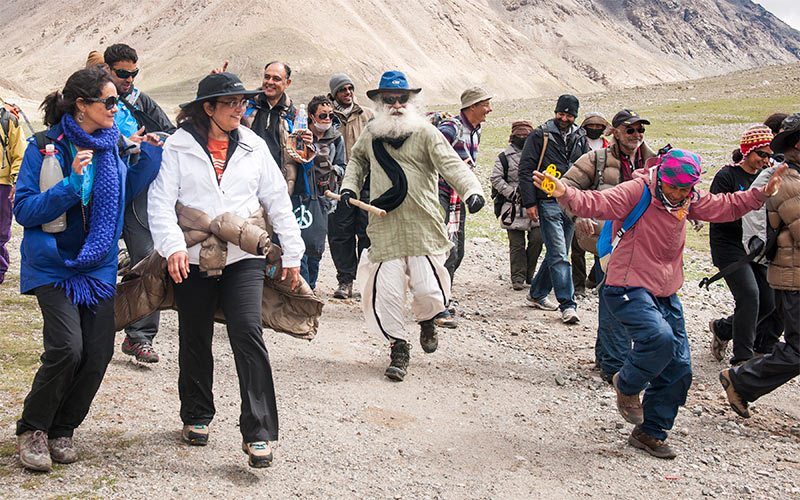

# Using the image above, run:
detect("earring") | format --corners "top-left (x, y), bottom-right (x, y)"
top-left (77, 112), bottom-right (85, 123)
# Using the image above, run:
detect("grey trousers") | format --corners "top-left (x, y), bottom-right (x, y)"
top-left (507, 228), bottom-right (542, 285)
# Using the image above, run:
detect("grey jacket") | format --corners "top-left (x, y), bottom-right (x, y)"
top-left (741, 165), bottom-right (776, 266)
top-left (490, 144), bottom-right (537, 231)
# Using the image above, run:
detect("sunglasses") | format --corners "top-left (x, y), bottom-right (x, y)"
top-left (217, 98), bottom-right (249, 109)
top-left (113, 68), bottom-right (139, 80)
top-left (315, 112), bottom-right (332, 120)
top-left (381, 94), bottom-right (409, 105)
top-left (339, 85), bottom-right (354, 93)
top-left (753, 150), bottom-right (774, 159)
top-left (84, 95), bottom-right (119, 110)
top-left (625, 126), bottom-right (645, 135)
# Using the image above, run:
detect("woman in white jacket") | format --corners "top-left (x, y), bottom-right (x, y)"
top-left (147, 73), bottom-right (304, 468)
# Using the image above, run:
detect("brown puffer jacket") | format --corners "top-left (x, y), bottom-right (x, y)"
top-left (562, 139), bottom-right (656, 253)
top-left (114, 205), bottom-right (324, 339)
top-left (766, 165), bottom-right (800, 291)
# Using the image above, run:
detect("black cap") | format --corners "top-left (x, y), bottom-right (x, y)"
top-left (554, 94), bottom-right (579, 117)
top-left (771, 113), bottom-right (800, 154)
top-left (612, 109), bottom-right (651, 128)
top-left (179, 72), bottom-right (261, 108)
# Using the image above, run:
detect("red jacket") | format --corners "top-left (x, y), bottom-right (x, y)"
top-left (559, 167), bottom-right (767, 297)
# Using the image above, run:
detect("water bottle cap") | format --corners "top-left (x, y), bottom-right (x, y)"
top-left (44, 144), bottom-right (56, 153)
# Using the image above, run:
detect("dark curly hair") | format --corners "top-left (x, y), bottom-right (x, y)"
top-left (40, 66), bottom-right (114, 127)
top-left (307, 95), bottom-right (332, 117)
top-left (104, 43), bottom-right (138, 67)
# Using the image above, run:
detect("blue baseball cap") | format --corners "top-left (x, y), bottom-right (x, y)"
top-left (366, 70), bottom-right (422, 100)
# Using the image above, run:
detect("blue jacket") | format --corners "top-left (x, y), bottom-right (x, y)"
top-left (13, 122), bottom-right (161, 294)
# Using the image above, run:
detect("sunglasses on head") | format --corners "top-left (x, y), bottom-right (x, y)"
top-left (315, 112), bottom-right (332, 120)
top-left (753, 150), bottom-right (774, 159)
top-left (381, 94), bottom-right (409, 105)
top-left (625, 126), bottom-right (645, 135)
top-left (84, 95), bottom-right (119, 110)
top-left (113, 68), bottom-right (139, 80)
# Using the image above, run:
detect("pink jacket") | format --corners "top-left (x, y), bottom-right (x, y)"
top-left (559, 167), bottom-right (767, 297)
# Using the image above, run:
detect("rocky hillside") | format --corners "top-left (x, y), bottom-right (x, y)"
top-left (0, 0), bottom-right (798, 105)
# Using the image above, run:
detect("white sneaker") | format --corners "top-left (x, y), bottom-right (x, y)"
top-left (525, 295), bottom-right (559, 311)
top-left (562, 308), bottom-right (580, 324)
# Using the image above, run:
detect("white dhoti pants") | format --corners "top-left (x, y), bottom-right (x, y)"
top-left (357, 252), bottom-right (451, 343)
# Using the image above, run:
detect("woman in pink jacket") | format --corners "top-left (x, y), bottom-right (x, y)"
top-left (534, 147), bottom-right (786, 459)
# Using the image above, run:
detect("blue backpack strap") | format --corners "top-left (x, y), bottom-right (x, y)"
top-left (597, 182), bottom-right (651, 258)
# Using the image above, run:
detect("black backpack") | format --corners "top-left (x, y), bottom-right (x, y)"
top-left (491, 152), bottom-right (510, 218)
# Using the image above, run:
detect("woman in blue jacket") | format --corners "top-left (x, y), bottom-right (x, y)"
top-left (13, 67), bottom-right (161, 472)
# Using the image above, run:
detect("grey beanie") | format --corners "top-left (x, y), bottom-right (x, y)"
top-left (329, 73), bottom-right (354, 96)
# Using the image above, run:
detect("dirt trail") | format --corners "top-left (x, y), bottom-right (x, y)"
top-left (1, 235), bottom-right (798, 499)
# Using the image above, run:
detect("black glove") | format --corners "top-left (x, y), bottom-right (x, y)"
top-left (339, 189), bottom-right (357, 208)
top-left (466, 194), bottom-right (485, 214)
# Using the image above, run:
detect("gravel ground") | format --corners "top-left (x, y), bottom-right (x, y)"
top-left (0, 234), bottom-right (798, 499)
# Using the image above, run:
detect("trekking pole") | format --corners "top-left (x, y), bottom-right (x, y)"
top-left (324, 190), bottom-right (387, 217)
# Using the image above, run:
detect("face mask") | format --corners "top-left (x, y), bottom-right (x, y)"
top-left (585, 128), bottom-right (604, 140)
top-left (511, 136), bottom-right (527, 149)
top-left (314, 121), bottom-right (331, 132)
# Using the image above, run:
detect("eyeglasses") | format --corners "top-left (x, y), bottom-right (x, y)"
top-left (381, 94), bottom-right (409, 105)
top-left (83, 95), bottom-right (119, 110)
top-left (113, 68), bottom-right (139, 80)
top-left (315, 113), bottom-right (332, 120)
top-left (339, 85), bottom-right (354, 93)
top-left (625, 126), bottom-right (645, 135)
top-left (753, 150), bottom-right (774, 159)
top-left (217, 98), bottom-right (249, 109)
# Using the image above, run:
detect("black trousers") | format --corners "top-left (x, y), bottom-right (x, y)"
top-left (328, 186), bottom-right (370, 285)
top-left (507, 228), bottom-right (543, 285)
top-left (122, 190), bottom-right (160, 344)
top-left (712, 263), bottom-right (780, 364)
top-left (571, 234), bottom-right (586, 293)
top-left (172, 258), bottom-right (278, 442)
top-left (730, 289), bottom-right (799, 402)
top-left (438, 190), bottom-right (466, 282)
top-left (17, 284), bottom-right (115, 438)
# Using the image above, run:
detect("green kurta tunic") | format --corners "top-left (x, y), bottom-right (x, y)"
top-left (341, 122), bottom-right (483, 263)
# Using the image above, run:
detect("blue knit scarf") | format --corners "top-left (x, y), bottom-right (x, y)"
top-left (56, 113), bottom-right (120, 306)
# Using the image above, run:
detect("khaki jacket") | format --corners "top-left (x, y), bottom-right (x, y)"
top-left (563, 139), bottom-right (656, 253)
top-left (766, 165), bottom-right (800, 290)
top-left (115, 204), bottom-right (324, 339)
top-left (330, 100), bottom-right (374, 162)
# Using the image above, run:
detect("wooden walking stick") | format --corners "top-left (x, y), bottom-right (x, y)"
top-left (324, 190), bottom-right (387, 217)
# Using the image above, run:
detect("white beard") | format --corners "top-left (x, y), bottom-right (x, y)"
top-left (368, 94), bottom-right (428, 139)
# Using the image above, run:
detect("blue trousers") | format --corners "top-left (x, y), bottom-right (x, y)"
top-left (300, 254), bottom-right (322, 290)
top-left (604, 286), bottom-right (692, 441)
top-left (596, 284), bottom-right (632, 374)
top-left (529, 200), bottom-right (576, 311)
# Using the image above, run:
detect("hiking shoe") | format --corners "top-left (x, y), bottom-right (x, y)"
top-left (242, 441), bottom-right (273, 468)
top-left (512, 282), bottom-right (526, 291)
top-left (121, 339), bottom-right (160, 363)
top-left (17, 430), bottom-right (51, 472)
top-left (562, 308), bottom-right (580, 324)
top-left (333, 282), bottom-right (352, 299)
top-left (719, 369), bottom-right (750, 418)
top-left (709, 319), bottom-right (728, 362)
top-left (48, 437), bottom-right (78, 464)
top-left (612, 372), bottom-right (643, 424)
top-left (419, 319), bottom-right (438, 353)
top-left (182, 425), bottom-right (209, 446)
top-left (599, 371), bottom-right (615, 385)
top-left (385, 340), bottom-right (410, 382)
top-left (433, 311), bottom-right (458, 329)
top-left (628, 426), bottom-right (677, 459)
top-left (524, 295), bottom-right (558, 311)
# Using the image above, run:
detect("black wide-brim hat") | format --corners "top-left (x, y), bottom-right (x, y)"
top-left (771, 120), bottom-right (800, 154)
top-left (180, 72), bottom-right (261, 108)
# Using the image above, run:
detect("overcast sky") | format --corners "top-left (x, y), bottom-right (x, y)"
top-left (757, 0), bottom-right (800, 30)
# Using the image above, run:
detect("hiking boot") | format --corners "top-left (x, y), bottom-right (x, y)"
top-left (628, 426), bottom-right (677, 459)
top-left (719, 369), bottom-right (750, 418)
top-left (433, 310), bottom-right (457, 329)
top-left (333, 282), bottom-right (352, 299)
top-left (574, 288), bottom-right (586, 299)
top-left (419, 319), bottom-right (438, 353)
top-left (384, 340), bottom-right (410, 382)
top-left (612, 372), bottom-right (643, 424)
top-left (709, 319), bottom-right (728, 362)
top-left (599, 371), bottom-right (615, 385)
top-left (48, 437), bottom-right (78, 464)
top-left (512, 281), bottom-right (526, 291)
top-left (562, 308), bottom-right (580, 324)
top-left (524, 295), bottom-right (558, 311)
top-left (17, 430), bottom-right (51, 472)
top-left (121, 339), bottom-right (160, 363)
top-left (242, 441), bottom-right (273, 468)
top-left (182, 425), bottom-right (209, 446)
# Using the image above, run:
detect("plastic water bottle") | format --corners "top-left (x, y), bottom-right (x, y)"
top-left (40, 144), bottom-right (67, 233)
top-left (294, 104), bottom-right (308, 131)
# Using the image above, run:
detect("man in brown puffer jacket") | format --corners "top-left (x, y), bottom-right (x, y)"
top-left (720, 118), bottom-right (800, 418)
